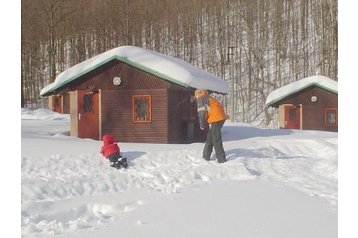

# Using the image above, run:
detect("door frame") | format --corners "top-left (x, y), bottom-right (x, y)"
top-left (70, 89), bottom-right (101, 140)
top-left (279, 104), bottom-right (302, 129)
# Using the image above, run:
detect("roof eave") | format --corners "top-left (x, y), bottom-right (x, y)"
top-left (40, 56), bottom-right (196, 97)
top-left (40, 56), bottom-right (120, 97)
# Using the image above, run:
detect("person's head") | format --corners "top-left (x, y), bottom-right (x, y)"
top-left (194, 89), bottom-right (208, 99)
top-left (102, 134), bottom-right (116, 144)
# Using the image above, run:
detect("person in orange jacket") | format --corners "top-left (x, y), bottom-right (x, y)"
top-left (100, 134), bottom-right (128, 169)
top-left (194, 89), bottom-right (227, 163)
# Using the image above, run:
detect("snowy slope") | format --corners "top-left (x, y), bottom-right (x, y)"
top-left (21, 108), bottom-right (337, 238)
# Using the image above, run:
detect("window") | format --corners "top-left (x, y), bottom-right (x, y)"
top-left (288, 108), bottom-right (296, 121)
top-left (83, 94), bottom-right (93, 113)
top-left (133, 95), bottom-right (151, 123)
top-left (324, 108), bottom-right (338, 127)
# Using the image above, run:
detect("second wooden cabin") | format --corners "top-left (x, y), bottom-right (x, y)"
top-left (266, 75), bottom-right (338, 132)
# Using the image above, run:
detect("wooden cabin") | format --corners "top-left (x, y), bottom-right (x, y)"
top-left (266, 75), bottom-right (338, 132)
top-left (40, 46), bottom-right (228, 143)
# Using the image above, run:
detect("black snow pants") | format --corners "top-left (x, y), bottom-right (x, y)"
top-left (202, 120), bottom-right (227, 163)
top-left (108, 152), bottom-right (128, 169)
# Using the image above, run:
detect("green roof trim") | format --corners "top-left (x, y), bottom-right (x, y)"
top-left (42, 56), bottom-right (118, 95)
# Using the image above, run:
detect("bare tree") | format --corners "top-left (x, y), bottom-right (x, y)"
top-left (21, 0), bottom-right (338, 128)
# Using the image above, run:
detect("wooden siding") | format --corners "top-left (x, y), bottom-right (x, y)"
top-left (277, 85), bottom-right (338, 132)
top-left (63, 60), bottom-right (173, 91)
top-left (101, 89), bottom-right (169, 143)
top-left (62, 93), bottom-right (70, 114)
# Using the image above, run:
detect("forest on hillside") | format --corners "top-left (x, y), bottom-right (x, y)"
top-left (21, 0), bottom-right (337, 125)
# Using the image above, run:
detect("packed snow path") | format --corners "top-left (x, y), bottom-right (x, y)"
top-left (21, 109), bottom-right (337, 237)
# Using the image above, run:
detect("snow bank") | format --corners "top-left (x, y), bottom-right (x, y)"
top-left (21, 108), bottom-right (70, 120)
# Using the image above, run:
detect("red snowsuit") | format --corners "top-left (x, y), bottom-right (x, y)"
top-left (100, 134), bottom-right (120, 158)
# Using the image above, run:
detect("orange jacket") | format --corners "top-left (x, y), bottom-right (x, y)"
top-left (196, 95), bottom-right (227, 128)
top-left (206, 97), bottom-right (228, 124)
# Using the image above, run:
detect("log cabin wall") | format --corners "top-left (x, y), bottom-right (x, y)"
top-left (58, 59), bottom-right (201, 143)
top-left (101, 88), bottom-right (169, 143)
top-left (62, 93), bottom-right (70, 114)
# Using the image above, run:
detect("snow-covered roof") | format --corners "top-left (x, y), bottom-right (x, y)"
top-left (266, 75), bottom-right (338, 107)
top-left (40, 46), bottom-right (228, 96)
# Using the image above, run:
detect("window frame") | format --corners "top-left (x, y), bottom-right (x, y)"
top-left (132, 95), bottom-right (152, 123)
top-left (324, 108), bottom-right (338, 127)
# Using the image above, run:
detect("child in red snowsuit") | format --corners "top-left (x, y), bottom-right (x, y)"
top-left (100, 134), bottom-right (128, 169)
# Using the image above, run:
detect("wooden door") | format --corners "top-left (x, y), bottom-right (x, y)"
top-left (77, 89), bottom-right (100, 140)
top-left (284, 104), bottom-right (301, 129)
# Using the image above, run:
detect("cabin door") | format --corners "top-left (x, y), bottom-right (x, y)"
top-left (283, 104), bottom-right (302, 129)
top-left (77, 89), bottom-right (100, 140)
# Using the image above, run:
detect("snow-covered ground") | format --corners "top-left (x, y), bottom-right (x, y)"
top-left (19, 108), bottom-right (338, 237)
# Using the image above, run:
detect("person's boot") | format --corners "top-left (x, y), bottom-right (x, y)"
top-left (114, 160), bottom-right (122, 169)
top-left (217, 159), bottom-right (227, 163)
top-left (119, 157), bottom-right (128, 168)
